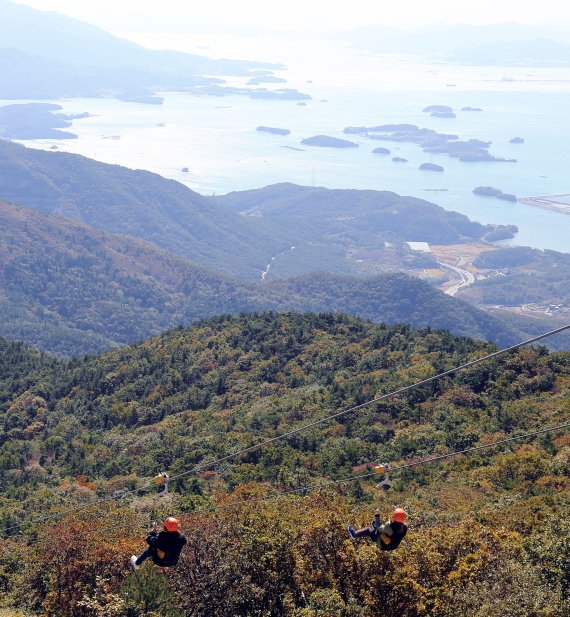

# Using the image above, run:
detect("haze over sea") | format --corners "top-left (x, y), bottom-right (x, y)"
top-left (10, 32), bottom-right (570, 253)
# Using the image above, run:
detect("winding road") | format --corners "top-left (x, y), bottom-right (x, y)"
top-left (438, 259), bottom-right (475, 296)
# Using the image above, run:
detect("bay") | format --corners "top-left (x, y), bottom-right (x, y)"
top-left (7, 33), bottom-right (570, 253)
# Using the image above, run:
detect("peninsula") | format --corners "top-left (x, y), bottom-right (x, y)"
top-left (519, 194), bottom-right (570, 215)
top-left (0, 102), bottom-right (88, 139)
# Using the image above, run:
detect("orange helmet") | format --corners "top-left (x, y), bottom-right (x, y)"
top-left (392, 508), bottom-right (407, 523)
top-left (164, 517), bottom-right (179, 532)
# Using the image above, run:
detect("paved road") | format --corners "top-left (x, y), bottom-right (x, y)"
top-left (438, 259), bottom-right (475, 296)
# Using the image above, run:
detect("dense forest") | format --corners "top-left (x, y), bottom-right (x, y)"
top-left (460, 246), bottom-right (570, 307)
top-left (0, 141), bottom-right (513, 281)
top-left (1, 200), bottom-right (531, 357)
top-left (0, 313), bottom-right (568, 615)
top-left (3, 139), bottom-right (566, 359)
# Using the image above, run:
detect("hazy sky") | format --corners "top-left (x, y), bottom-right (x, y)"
top-left (10, 0), bottom-right (570, 33)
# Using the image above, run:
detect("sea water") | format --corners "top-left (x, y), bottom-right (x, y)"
top-left (7, 33), bottom-right (570, 253)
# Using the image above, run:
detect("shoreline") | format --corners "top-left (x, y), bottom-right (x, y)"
top-left (519, 195), bottom-right (570, 216)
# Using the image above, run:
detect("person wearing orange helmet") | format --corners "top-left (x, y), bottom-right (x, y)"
top-left (348, 507), bottom-right (408, 551)
top-left (130, 517), bottom-right (187, 569)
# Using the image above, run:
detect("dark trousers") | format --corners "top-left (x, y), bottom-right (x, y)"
top-left (353, 525), bottom-right (378, 540)
top-left (135, 547), bottom-right (154, 566)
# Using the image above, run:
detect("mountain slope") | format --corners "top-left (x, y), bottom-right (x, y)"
top-left (0, 313), bottom-right (567, 615)
top-left (0, 0), bottom-right (279, 75)
top-left (0, 201), bottom-right (527, 356)
top-left (0, 141), bottom-right (514, 282)
top-left (0, 200), bottom-right (264, 355)
top-left (216, 182), bottom-right (495, 244)
top-left (0, 139), bottom-right (293, 279)
top-left (264, 271), bottom-right (525, 347)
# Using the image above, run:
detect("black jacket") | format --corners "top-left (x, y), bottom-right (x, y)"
top-left (147, 530), bottom-right (187, 567)
top-left (375, 520), bottom-right (408, 551)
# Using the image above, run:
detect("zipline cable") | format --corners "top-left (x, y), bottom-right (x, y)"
top-left (211, 420), bottom-right (570, 509)
top-left (158, 323), bottom-right (570, 486)
top-left (10, 420), bottom-right (570, 546)
top-left (3, 324), bottom-right (569, 537)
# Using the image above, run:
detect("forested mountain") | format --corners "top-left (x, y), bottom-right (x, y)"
top-left (215, 182), bottom-right (498, 245)
top-left (460, 246), bottom-right (570, 307)
top-left (0, 140), bottom-right (294, 280)
top-left (0, 313), bottom-right (568, 615)
top-left (0, 200), bottom-right (262, 355)
top-left (0, 0), bottom-right (280, 100)
top-left (0, 141), bottom-right (512, 282)
top-left (0, 201), bottom-right (526, 356)
top-left (264, 272), bottom-right (525, 347)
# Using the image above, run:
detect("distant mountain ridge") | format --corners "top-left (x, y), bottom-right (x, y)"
top-left (0, 200), bottom-right (527, 356)
top-left (0, 0), bottom-right (278, 73)
top-left (0, 0), bottom-right (284, 101)
top-left (0, 139), bottom-right (293, 280)
top-left (0, 140), bottom-right (511, 282)
top-left (341, 22), bottom-right (570, 65)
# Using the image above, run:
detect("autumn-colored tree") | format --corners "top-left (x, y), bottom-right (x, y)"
top-left (35, 507), bottom-right (140, 616)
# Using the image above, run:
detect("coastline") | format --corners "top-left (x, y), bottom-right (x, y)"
top-left (518, 195), bottom-right (570, 216)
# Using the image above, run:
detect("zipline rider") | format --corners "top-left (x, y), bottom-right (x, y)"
top-left (131, 517), bottom-right (187, 569)
top-left (348, 507), bottom-right (408, 551)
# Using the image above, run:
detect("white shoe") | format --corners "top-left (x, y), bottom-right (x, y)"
top-left (130, 555), bottom-right (140, 570)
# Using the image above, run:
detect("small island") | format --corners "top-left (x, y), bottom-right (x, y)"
top-left (392, 157), bottom-right (408, 162)
top-left (369, 124), bottom-right (419, 132)
top-left (431, 110), bottom-right (456, 118)
top-left (423, 105), bottom-right (453, 114)
top-left (510, 137), bottom-right (525, 143)
top-left (343, 126), bottom-right (368, 134)
top-left (256, 126), bottom-right (291, 135)
top-left (372, 147), bottom-right (391, 155)
top-left (473, 186), bottom-right (517, 201)
top-left (344, 124), bottom-right (514, 163)
top-left (420, 163), bottom-right (444, 172)
top-left (462, 107), bottom-right (483, 111)
top-left (301, 135), bottom-right (359, 148)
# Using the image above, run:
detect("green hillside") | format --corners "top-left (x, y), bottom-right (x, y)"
top-left (215, 183), bottom-right (517, 279)
top-left (460, 246), bottom-right (570, 307)
top-left (265, 272), bottom-right (525, 347)
top-left (215, 182), bottom-right (500, 245)
top-left (0, 200), bottom-right (266, 355)
top-left (0, 141), bottom-right (516, 283)
top-left (0, 313), bottom-right (568, 615)
top-left (0, 140), bottom-right (294, 280)
top-left (0, 201), bottom-right (528, 356)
